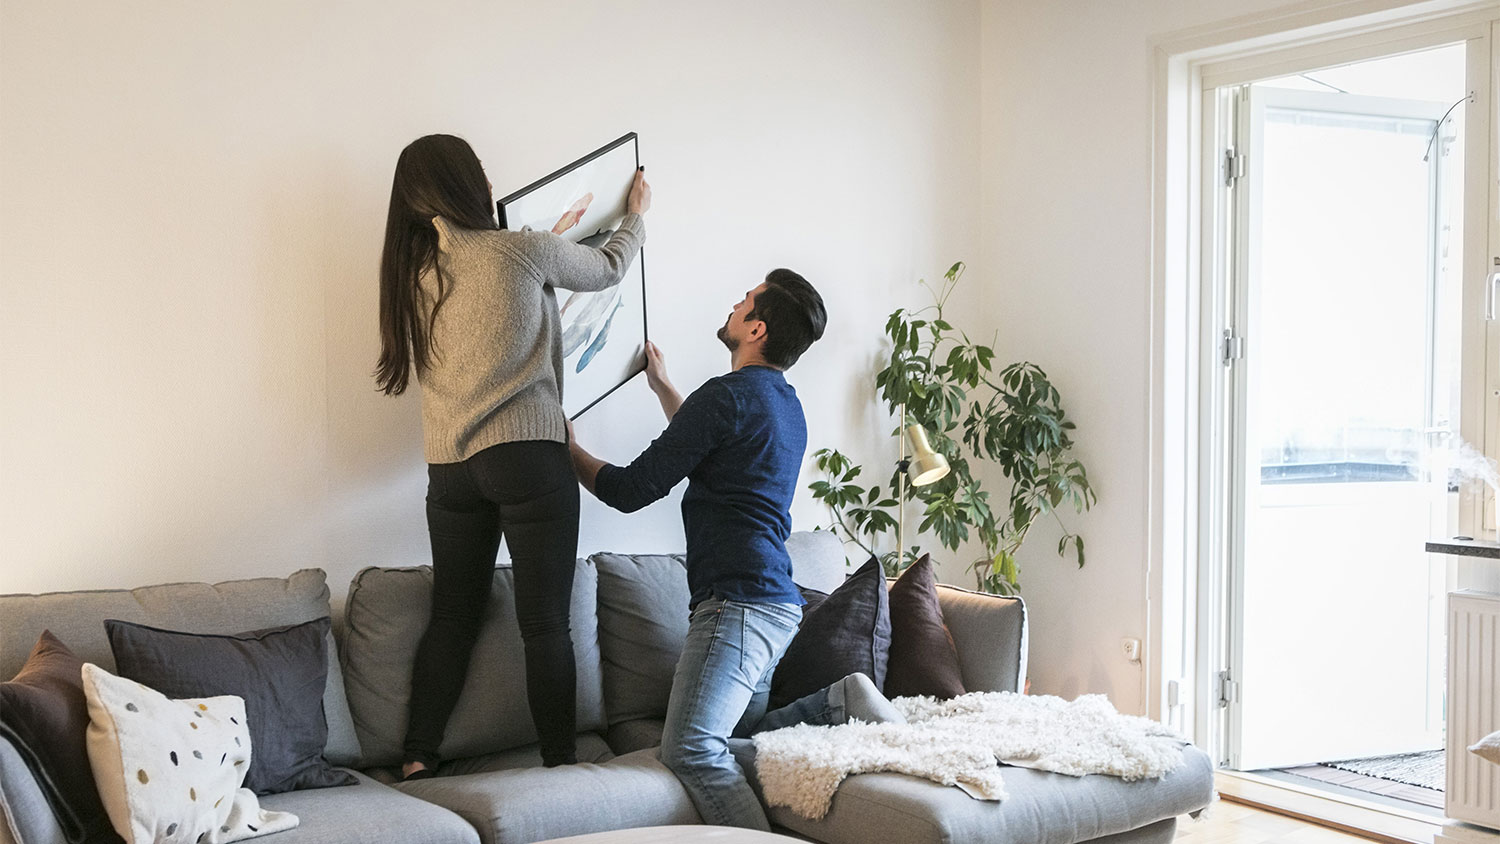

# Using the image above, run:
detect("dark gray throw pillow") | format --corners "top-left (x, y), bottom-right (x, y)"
top-left (769, 556), bottom-right (891, 710)
top-left (104, 616), bottom-right (355, 795)
top-left (796, 586), bottom-right (830, 619)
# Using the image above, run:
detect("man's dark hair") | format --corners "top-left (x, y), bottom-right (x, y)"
top-left (748, 268), bottom-right (826, 369)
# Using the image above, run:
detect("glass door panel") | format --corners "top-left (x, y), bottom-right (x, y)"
top-left (1233, 77), bottom-right (1461, 769)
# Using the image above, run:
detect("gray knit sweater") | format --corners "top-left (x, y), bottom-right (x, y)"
top-left (417, 213), bottom-right (645, 463)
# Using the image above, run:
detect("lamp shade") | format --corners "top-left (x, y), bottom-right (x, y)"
top-left (904, 424), bottom-right (950, 487)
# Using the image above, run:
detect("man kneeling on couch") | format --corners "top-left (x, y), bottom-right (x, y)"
top-left (567, 269), bottom-right (901, 830)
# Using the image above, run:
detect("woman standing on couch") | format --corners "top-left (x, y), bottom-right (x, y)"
top-left (376, 134), bottom-right (650, 778)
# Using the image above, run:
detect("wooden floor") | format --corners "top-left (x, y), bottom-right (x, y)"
top-left (1176, 798), bottom-right (1385, 844)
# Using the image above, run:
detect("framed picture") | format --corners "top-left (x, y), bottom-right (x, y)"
top-left (497, 132), bottom-right (646, 420)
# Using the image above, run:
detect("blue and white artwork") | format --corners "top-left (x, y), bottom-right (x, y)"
top-left (498, 133), bottom-right (646, 418)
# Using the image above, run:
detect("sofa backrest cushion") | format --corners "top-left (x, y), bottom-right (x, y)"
top-left (593, 553), bottom-right (692, 726)
top-left (936, 585), bottom-right (1026, 693)
top-left (0, 569), bottom-right (361, 766)
top-left (784, 530), bottom-right (848, 594)
top-left (341, 559), bottom-right (604, 767)
top-left (592, 530), bottom-right (856, 726)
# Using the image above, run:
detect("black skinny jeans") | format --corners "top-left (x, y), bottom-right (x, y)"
top-left (403, 439), bottom-right (579, 768)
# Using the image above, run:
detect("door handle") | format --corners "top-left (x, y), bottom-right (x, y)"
top-left (1488, 271), bottom-right (1500, 320)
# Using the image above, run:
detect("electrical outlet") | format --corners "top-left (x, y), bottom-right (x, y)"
top-left (1122, 637), bottom-right (1142, 663)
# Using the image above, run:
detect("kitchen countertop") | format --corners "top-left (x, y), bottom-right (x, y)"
top-left (1427, 537), bottom-right (1500, 558)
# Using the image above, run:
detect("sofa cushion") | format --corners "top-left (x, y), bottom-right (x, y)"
top-left (769, 556), bottom-right (890, 710)
top-left (784, 530), bottom-right (849, 594)
top-left (592, 554), bottom-right (691, 726)
top-left (362, 733), bottom-right (616, 785)
top-left (105, 617), bottom-right (355, 795)
top-left (593, 533), bottom-right (850, 727)
top-left (604, 719), bottom-right (665, 756)
top-left (396, 748), bottom-right (699, 844)
top-left (341, 560), bottom-right (604, 767)
top-left (258, 770), bottom-right (478, 844)
top-left (0, 632), bottom-right (119, 844)
top-left (884, 555), bottom-right (965, 699)
top-left (731, 741), bottom-right (1214, 844)
top-left (936, 585), bottom-right (1026, 693)
top-left (0, 569), bottom-right (361, 766)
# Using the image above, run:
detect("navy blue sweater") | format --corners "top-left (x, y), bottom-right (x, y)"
top-left (594, 365), bottom-right (807, 608)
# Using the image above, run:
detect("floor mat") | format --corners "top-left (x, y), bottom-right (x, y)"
top-left (1322, 749), bottom-right (1444, 791)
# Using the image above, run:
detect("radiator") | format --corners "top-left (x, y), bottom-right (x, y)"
top-left (1449, 591), bottom-right (1500, 830)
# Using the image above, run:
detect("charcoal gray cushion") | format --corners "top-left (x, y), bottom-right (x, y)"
top-left (732, 741), bottom-right (1214, 844)
top-left (0, 632), bottom-right (120, 843)
top-left (797, 586), bottom-right (830, 619)
top-left (770, 556), bottom-right (890, 709)
top-left (341, 559), bottom-right (605, 767)
top-left (592, 554), bottom-right (691, 726)
top-left (105, 616), bottom-right (355, 795)
top-left (0, 569), bottom-right (361, 766)
top-left (397, 748), bottom-right (699, 844)
top-left (257, 770), bottom-right (478, 844)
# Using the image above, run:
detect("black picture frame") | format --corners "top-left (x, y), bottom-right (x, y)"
top-left (497, 132), bottom-right (647, 420)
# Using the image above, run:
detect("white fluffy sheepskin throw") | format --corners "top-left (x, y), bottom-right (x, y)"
top-left (752, 691), bottom-right (1186, 820)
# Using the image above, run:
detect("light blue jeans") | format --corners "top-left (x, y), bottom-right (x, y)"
top-left (658, 597), bottom-right (858, 831)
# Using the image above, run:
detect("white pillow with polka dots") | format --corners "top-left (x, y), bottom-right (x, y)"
top-left (81, 663), bottom-right (299, 844)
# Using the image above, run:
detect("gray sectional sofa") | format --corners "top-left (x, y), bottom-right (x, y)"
top-left (0, 531), bottom-right (1214, 844)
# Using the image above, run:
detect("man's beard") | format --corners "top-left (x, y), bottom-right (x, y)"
top-left (716, 323), bottom-right (739, 351)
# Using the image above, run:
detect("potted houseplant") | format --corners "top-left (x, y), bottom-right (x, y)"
top-left (809, 262), bottom-right (1095, 594)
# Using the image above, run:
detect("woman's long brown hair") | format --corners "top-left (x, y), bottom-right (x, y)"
top-left (375, 134), bottom-right (497, 395)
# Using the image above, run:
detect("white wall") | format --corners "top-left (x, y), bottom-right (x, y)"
top-left (974, 0), bottom-right (1424, 715)
top-left (12, 0), bottom-right (1426, 721)
top-left (0, 0), bottom-right (981, 597)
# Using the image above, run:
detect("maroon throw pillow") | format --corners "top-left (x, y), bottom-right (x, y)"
top-left (0, 631), bottom-right (124, 844)
top-left (884, 554), bottom-right (966, 699)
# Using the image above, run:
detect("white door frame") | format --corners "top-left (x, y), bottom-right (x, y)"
top-left (1147, 0), bottom-right (1500, 764)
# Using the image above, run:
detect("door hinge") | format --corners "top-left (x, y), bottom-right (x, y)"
top-left (1224, 148), bottom-right (1246, 187)
top-left (1216, 670), bottom-right (1239, 708)
top-left (1221, 329), bottom-right (1243, 366)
